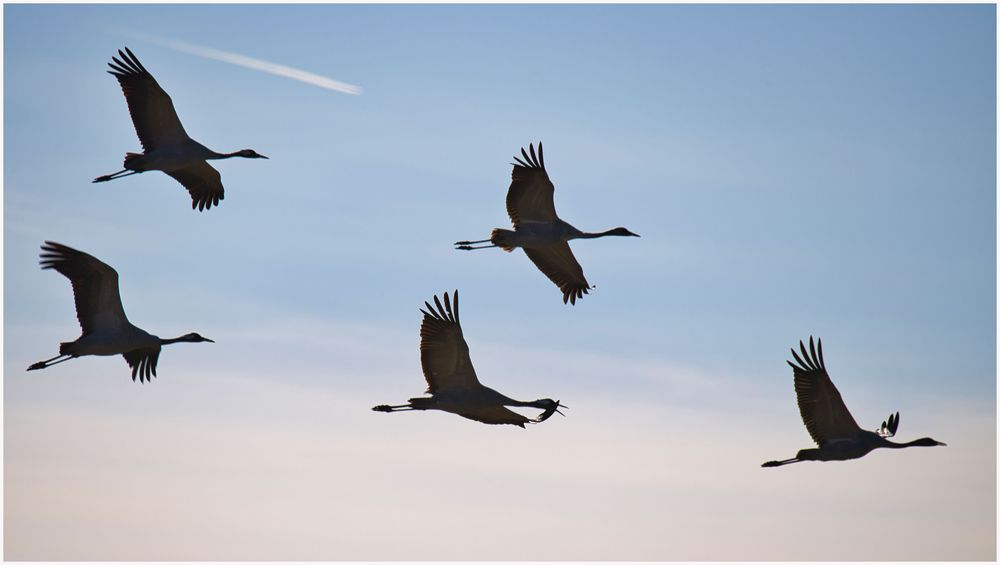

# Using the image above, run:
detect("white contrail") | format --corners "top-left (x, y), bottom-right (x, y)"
top-left (136, 35), bottom-right (362, 95)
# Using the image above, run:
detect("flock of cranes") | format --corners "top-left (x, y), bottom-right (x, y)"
top-left (25, 47), bottom-right (945, 466)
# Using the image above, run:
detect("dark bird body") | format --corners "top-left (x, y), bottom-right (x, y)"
top-left (456, 143), bottom-right (639, 304)
top-left (93, 47), bottom-right (267, 211)
top-left (372, 290), bottom-right (565, 427)
top-left (27, 242), bottom-right (214, 382)
top-left (762, 337), bottom-right (945, 467)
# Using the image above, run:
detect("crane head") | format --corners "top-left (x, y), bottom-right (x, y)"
top-left (182, 332), bottom-right (214, 343)
top-left (533, 399), bottom-right (567, 422)
top-left (236, 149), bottom-right (269, 159)
top-left (608, 227), bottom-right (640, 237)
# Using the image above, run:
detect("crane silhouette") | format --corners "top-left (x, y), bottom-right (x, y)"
top-left (455, 142), bottom-right (639, 304)
top-left (27, 242), bottom-right (214, 382)
top-left (93, 47), bottom-right (267, 211)
top-left (372, 290), bottom-right (566, 427)
top-left (762, 337), bottom-right (945, 467)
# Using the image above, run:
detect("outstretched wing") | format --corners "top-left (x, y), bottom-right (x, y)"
top-left (107, 47), bottom-right (190, 151)
top-left (788, 336), bottom-right (863, 446)
top-left (457, 405), bottom-right (531, 428)
top-left (39, 241), bottom-right (130, 335)
top-left (506, 142), bottom-right (557, 229)
top-left (523, 243), bottom-right (591, 305)
top-left (122, 346), bottom-right (161, 383)
top-left (877, 411), bottom-right (899, 438)
top-left (164, 161), bottom-right (225, 211)
top-left (419, 290), bottom-right (482, 392)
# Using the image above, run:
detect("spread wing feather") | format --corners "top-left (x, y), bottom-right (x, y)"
top-left (123, 346), bottom-right (161, 383)
top-left (164, 161), bottom-right (224, 211)
top-left (506, 142), bottom-right (557, 228)
top-left (419, 290), bottom-right (481, 392)
top-left (39, 241), bottom-right (130, 335)
top-left (878, 411), bottom-right (900, 438)
top-left (788, 336), bottom-right (863, 446)
top-left (523, 243), bottom-right (591, 305)
top-left (107, 47), bottom-right (190, 151)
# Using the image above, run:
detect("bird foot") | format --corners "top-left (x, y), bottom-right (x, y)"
top-left (761, 461), bottom-right (781, 467)
top-left (372, 405), bottom-right (393, 412)
top-left (93, 175), bottom-right (112, 183)
top-left (27, 362), bottom-right (46, 371)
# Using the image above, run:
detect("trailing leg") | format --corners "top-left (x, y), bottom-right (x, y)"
top-left (93, 169), bottom-right (140, 183)
top-left (371, 403), bottom-right (417, 412)
top-left (27, 354), bottom-right (73, 371)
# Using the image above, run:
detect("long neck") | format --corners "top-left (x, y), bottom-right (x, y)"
top-left (207, 150), bottom-right (242, 160)
top-left (159, 335), bottom-right (194, 345)
top-left (579, 228), bottom-right (625, 239)
top-left (882, 438), bottom-right (935, 449)
top-left (504, 397), bottom-right (548, 409)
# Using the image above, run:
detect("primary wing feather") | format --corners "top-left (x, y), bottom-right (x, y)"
top-left (788, 336), bottom-right (863, 446)
top-left (39, 241), bottom-right (130, 335)
top-left (523, 243), bottom-right (591, 305)
top-left (419, 290), bottom-right (481, 392)
top-left (506, 142), bottom-right (557, 228)
top-left (164, 161), bottom-right (224, 211)
top-left (107, 47), bottom-right (189, 151)
top-left (123, 346), bottom-right (161, 383)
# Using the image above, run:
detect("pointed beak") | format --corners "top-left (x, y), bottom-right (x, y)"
top-left (204, 338), bottom-right (215, 343)
top-left (259, 155), bottom-right (269, 159)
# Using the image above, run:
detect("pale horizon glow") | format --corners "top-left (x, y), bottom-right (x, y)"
top-left (134, 33), bottom-right (363, 95)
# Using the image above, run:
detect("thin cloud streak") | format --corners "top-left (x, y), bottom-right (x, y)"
top-left (139, 36), bottom-right (362, 95)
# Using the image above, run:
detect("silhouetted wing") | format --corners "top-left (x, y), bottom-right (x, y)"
top-left (419, 290), bottom-right (481, 392)
top-left (122, 346), bottom-right (161, 383)
top-left (164, 161), bottom-right (224, 211)
top-left (458, 405), bottom-right (531, 428)
top-left (523, 243), bottom-right (591, 305)
top-left (107, 47), bottom-right (189, 151)
top-left (507, 142), bottom-right (557, 229)
top-left (877, 411), bottom-right (899, 438)
top-left (39, 241), bottom-right (130, 335)
top-left (788, 337), bottom-right (863, 446)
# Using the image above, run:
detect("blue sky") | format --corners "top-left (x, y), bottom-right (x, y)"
top-left (3, 3), bottom-right (996, 560)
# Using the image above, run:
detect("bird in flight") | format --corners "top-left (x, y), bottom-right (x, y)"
top-left (455, 142), bottom-right (639, 304)
top-left (93, 47), bottom-right (267, 211)
top-left (762, 336), bottom-right (945, 467)
top-left (372, 290), bottom-right (566, 427)
top-left (27, 241), bottom-right (214, 382)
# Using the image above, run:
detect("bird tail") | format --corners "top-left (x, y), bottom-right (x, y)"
top-left (406, 397), bottom-right (434, 410)
top-left (489, 228), bottom-right (516, 252)
top-left (58, 341), bottom-right (76, 355)
top-left (123, 152), bottom-right (143, 168)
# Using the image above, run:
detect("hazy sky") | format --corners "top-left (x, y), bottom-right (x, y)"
top-left (3, 3), bottom-right (996, 561)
